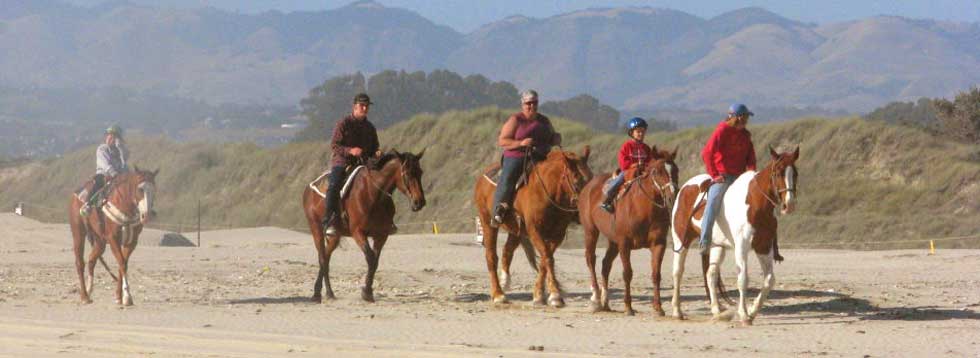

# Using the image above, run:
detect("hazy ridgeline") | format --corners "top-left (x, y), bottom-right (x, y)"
top-left (1, 107), bottom-right (978, 249)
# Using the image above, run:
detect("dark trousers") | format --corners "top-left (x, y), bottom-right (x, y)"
top-left (492, 156), bottom-right (525, 211)
top-left (323, 165), bottom-right (347, 225)
top-left (85, 174), bottom-right (107, 206)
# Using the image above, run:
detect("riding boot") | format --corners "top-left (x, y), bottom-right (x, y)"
top-left (322, 213), bottom-right (337, 235)
top-left (490, 204), bottom-right (507, 228)
top-left (599, 193), bottom-right (616, 213)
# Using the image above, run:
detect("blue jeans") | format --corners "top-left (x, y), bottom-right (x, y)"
top-left (492, 156), bottom-right (526, 212)
top-left (604, 172), bottom-right (625, 198)
top-left (323, 165), bottom-right (347, 225)
top-left (699, 174), bottom-right (736, 247)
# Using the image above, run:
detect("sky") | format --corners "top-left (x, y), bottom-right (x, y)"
top-left (63, 0), bottom-right (980, 33)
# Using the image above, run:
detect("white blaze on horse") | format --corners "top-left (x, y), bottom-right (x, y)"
top-left (670, 146), bottom-right (799, 325)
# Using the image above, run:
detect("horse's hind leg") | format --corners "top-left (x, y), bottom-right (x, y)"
top-left (599, 242), bottom-right (619, 311)
top-left (105, 234), bottom-right (126, 305)
top-left (670, 246), bottom-right (689, 319)
top-left (310, 229), bottom-right (327, 302)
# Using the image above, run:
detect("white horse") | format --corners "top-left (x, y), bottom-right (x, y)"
top-left (670, 147), bottom-right (799, 325)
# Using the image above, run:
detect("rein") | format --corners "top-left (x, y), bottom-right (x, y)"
top-left (752, 163), bottom-right (796, 209)
top-left (530, 152), bottom-right (583, 213)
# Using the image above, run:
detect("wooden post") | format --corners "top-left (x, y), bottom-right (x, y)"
top-left (197, 199), bottom-right (201, 248)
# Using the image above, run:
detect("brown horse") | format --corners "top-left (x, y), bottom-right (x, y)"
top-left (301, 149), bottom-right (426, 302)
top-left (473, 147), bottom-right (592, 307)
top-left (69, 167), bottom-right (159, 305)
top-left (578, 149), bottom-right (677, 316)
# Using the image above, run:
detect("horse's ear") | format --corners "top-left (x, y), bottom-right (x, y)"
top-left (580, 145), bottom-right (591, 162)
top-left (153, 168), bottom-right (160, 177)
top-left (134, 165), bottom-right (141, 172)
top-left (650, 145), bottom-right (658, 154)
top-left (417, 147), bottom-right (426, 160)
top-left (768, 145), bottom-right (778, 159)
top-left (792, 146), bottom-right (800, 160)
top-left (670, 146), bottom-right (679, 160)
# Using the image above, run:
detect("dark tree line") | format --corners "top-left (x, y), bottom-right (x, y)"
top-left (293, 70), bottom-right (625, 142)
top-left (864, 87), bottom-right (980, 143)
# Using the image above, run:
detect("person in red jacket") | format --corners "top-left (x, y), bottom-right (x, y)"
top-left (600, 117), bottom-right (653, 213)
top-left (698, 103), bottom-right (757, 254)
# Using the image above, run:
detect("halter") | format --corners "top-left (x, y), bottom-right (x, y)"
top-left (532, 153), bottom-right (585, 213)
top-left (753, 160), bottom-right (796, 209)
top-left (635, 168), bottom-right (674, 210)
top-left (367, 156), bottom-right (417, 199)
top-left (99, 176), bottom-right (151, 247)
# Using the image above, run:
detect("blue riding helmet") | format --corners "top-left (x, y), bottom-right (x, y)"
top-left (728, 104), bottom-right (754, 117)
top-left (626, 117), bottom-right (648, 134)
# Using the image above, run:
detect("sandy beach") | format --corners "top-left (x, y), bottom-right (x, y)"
top-left (0, 213), bottom-right (977, 357)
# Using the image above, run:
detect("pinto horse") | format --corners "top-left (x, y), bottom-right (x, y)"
top-left (474, 147), bottom-right (592, 307)
top-left (69, 167), bottom-right (159, 305)
top-left (301, 149), bottom-right (426, 302)
top-left (670, 146), bottom-right (799, 324)
top-left (578, 149), bottom-right (677, 316)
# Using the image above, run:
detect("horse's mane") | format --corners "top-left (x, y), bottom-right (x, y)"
top-left (371, 152), bottom-right (401, 170)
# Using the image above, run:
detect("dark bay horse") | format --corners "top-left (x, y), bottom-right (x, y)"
top-left (578, 149), bottom-right (677, 316)
top-left (473, 147), bottom-right (592, 307)
top-left (671, 146), bottom-right (799, 324)
top-left (301, 149), bottom-right (426, 302)
top-left (69, 167), bottom-right (159, 305)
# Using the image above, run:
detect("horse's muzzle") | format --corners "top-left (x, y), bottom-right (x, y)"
top-left (781, 202), bottom-right (795, 215)
top-left (141, 210), bottom-right (157, 224)
top-left (412, 199), bottom-right (426, 212)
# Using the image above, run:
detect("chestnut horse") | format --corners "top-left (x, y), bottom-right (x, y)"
top-left (578, 149), bottom-right (677, 316)
top-left (474, 147), bottom-right (592, 307)
top-left (301, 149), bottom-right (426, 302)
top-left (670, 146), bottom-right (799, 324)
top-left (69, 167), bottom-right (159, 305)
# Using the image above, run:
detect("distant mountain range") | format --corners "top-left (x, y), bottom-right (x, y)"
top-left (2, 0), bottom-right (979, 112)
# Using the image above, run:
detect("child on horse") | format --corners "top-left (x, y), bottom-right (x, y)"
top-left (599, 117), bottom-right (653, 213)
top-left (78, 125), bottom-right (129, 217)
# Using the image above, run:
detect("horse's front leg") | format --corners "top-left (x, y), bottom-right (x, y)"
top-left (105, 230), bottom-right (127, 305)
top-left (322, 235), bottom-right (341, 300)
top-left (500, 233), bottom-right (521, 292)
top-left (544, 240), bottom-right (564, 308)
top-left (481, 220), bottom-right (506, 304)
top-left (649, 236), bottom-right (668, 317)
top-left (120, 232), bottom-right (137, 306)
top-left (748, 251), bottom-right (776, 323)
top-left (364, 235), bottom-right (389, 302)
top-left (732, 231), bottom-right (753, 325)
top-left (351, 231), bottom-right (378, 302)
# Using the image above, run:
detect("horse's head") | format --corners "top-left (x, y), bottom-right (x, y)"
top-left (384, 149), bottom-right (427, 212)
top-left (643, 158), bottom-right (676, 208)
top-left (125, 166), bottom-right (159, 224)
top-left (766, 146), bottom-right (800, 215)
top-left (556, 145), bottom-right (593, 194)
top-left (651, 145), bottom-right (679, 194)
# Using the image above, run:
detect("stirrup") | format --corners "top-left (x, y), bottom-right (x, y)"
top-left (600, 201), bottom-right (614, 213)
top-left (324, 226), bottom-right (337, 235)
top-left (79, 205), bottom-right (90, 217)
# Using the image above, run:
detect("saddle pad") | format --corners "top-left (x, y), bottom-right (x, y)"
top-left (308, 166), bottom-right (366, 199)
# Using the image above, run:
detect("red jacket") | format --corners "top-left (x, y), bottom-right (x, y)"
top-left (617, 139), bottom-right (653, 172)
top-left (702, 120), bottom-right (756, 178)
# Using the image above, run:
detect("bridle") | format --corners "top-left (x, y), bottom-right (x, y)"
top-left (753, 160), bottom-right (797, 209)
top-left (532, 153), bottom-right (586, 213)
top-left (635, 164), bottom-right (675, 211)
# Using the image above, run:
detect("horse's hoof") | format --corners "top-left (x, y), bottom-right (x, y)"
top-left (589, 301), bottom-right (603, 313)
top-left (361, 289), bottom-right (375, 303)
top-left (739, 319), bottom-right (754, 327)
top-left (532, 299), bottom-right (547, 307)
top-left (324, 293), bottom-right (336, 301)
top-left (123, 298), bottom-right (134, 306)
top-left (81, 298), bottom-right (93, 305)
top-left (548, 297), bottom-right (565, 308)
top-left (673, 313), bottom-right (686, 321)
top-left (625, 308), bottom-right (636, 316)
top-left (491, 295), bottom-right (509, 305)
top-left (311, 295), bottom-right (322, 303)
top-left (653, 308), bottom-right (666, 317)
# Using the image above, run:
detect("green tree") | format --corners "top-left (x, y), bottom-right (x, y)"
top-left (294, 73), bottom-right (367, 142)
top-left (539, 94), bottom-right (620, 132)
top-left (933, 87), bottom-right (980, 143)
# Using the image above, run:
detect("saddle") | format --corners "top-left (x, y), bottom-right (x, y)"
top-left (309, 165), bottom-right (366, 200)
top-left (481, 160), bottom-right (532, 190)
top-left (602, 167), bottom-right (643, 201)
